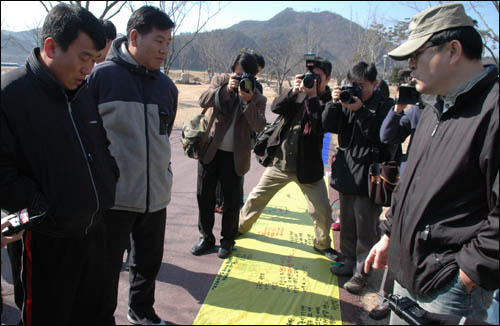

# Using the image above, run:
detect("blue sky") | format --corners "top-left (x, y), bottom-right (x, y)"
top-left (2, 1), bottom-right (498, 50)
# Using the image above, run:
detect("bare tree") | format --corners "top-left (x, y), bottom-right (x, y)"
top-left (467, 1), bottom-right (499, 67)
top-left (330, 6), bottom-right (389, 84)
top-left (39, 1), bottom-right (128, 20)
top-left (158, 1), bottom-right (227, 75)
top-left (257, 34), bottom-right (305, 95)
top-left (194, 30), bottom-right (234, 80)
top-left (125, 1), bottom-right (227, 75)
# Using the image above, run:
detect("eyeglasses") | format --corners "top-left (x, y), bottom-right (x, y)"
top-left (409, 44), bottom-right (438, 62)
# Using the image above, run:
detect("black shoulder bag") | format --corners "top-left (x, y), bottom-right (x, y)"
top-left (253, 115), bottom-right (286, 167)
top-left (367, 146), bottom-right (400, 207)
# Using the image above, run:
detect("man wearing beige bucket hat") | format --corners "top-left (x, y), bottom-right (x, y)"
top-left (364, 2), bottom-right (499, 324)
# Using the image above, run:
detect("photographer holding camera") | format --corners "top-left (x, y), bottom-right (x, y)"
top-left (322, 62), bottom-right (401, 294)
top-left (238, 55), bottom-right (339, 261)
top-left (191, 52), bottom-right (267, 259)
top-left (364, 3), bottom-right (498, 324)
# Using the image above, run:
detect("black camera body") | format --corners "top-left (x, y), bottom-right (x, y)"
top-left (385, 294), bottom-right (429, 325)
top-left (396, 85), bottom-right (420, 105)
top-left (2, 207), bottom-right (48, 236)
top-left (234, 72), bottom-right (256, 93)
top-left (301, 52), bottom-right (322, 90)
top-left (339, 83), bottom-right (363, 104)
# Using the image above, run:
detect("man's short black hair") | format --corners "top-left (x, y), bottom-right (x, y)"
top-left (429, 26), bottom-right (483, 61)
top-left (253, 53), bottom-right (265, 69)
top-left (347, 62), bottom-right (378, 83)
top-left (127, 6), bottom-right (175, 39)
top-left (101, 19), bottom-right (117, 41)
top-left (377, 80), bottom-right (390, 98)
top-left (39, 3), bottom-right (106, 52)
top-left (231, 52), bottom-right (258, 76)
top-left (316, 57), bottom-right (332, 78)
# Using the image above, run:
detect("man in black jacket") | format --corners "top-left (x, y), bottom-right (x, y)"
top-left (238, 56), bottom-right (339, 261)
top-left (364, 3), bottom-right (498, 324)
top-left (0, 4), bottom-right (118, 324)
top-left (322, 62), bottom-right (401, 294)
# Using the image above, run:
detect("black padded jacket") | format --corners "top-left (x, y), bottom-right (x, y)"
top-left (0, 48), bottom-right (119, 238)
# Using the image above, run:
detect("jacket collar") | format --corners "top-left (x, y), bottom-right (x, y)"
top-left (108, 37), bottom-right (158, 78)
top-left (27, 48), bottom-right (86, 102)
top-left (422, 65), bottom-right (498, 115)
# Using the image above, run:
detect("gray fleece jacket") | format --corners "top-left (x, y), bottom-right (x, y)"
top-left (87, 37), bottom-right (178, 213)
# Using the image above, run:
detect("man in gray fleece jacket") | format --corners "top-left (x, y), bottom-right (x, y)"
top-left (87, 6), bottom-right (177, 325)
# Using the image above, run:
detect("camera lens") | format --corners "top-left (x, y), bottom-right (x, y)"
top-left (303, 76), bottom-right (314, 89)
top-left (240, 78), bottom-right (252, 93)
top-left (339, 90), bottom-right (352, 103)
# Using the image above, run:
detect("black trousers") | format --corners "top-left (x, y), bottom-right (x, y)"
top-left (20, 221), bottom-right (108, 325)
top-left (7, 240), bottom-right (23, 310)
top-left (197, 150), bottom-right (242, 246)
top-left (103, 208), bottom-right (166, 322)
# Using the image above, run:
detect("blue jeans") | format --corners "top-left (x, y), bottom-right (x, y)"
top-left (390, 272), bottom-right (493, 325)
top-left (487, 290), bottom-right (499, 325)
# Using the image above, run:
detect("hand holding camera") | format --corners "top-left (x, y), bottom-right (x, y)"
top-left (295, 74), bottom-right (318, 98)
top-left (1, 218), bottom-right (25, 248)
top-left (228, 73), bottom-right (240, 93)
top-left (239, 85), bottom-right (253, 102)
top-left (333, 83), bottom-right (363, 111)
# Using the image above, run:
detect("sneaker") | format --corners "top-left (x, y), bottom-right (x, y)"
top-left (191, 237), bottom-right (215, 256)
top-left (127, 308), bottom-right (166, 325)
top-left (369, 301), bottom-right (390, 320)
top-left (313, 246), bottom-right (340, 262)
top-left (330, 260), bottom-right (355, 277)
top-left (218, 243), bottom-right (233, 259)
top-left (344, 273), bottom-right (367, 294)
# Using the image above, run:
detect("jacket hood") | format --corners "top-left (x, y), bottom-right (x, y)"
top-left (107, 36), bottom-right (161, 78)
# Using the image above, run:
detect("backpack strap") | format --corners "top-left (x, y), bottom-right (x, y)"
top-left (200, 82), bottom-right (235, 149)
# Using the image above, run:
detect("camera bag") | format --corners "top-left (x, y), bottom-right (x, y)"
top-left (368, 146), bottom-right (400, 207)
top-left (253, 115), bottom-right (286, 167)
top-left (181, 85), bottom-right (228, 160)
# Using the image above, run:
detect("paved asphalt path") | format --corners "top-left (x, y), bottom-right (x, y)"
top-left (1, 104), bottom-right (364, 325)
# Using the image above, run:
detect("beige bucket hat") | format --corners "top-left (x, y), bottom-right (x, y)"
top-left (388, 3), bottom-right (476, 61)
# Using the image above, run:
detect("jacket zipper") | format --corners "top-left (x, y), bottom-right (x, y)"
top-left (67, 100), bottom-right (100, 234)
top-left (400, 108), bottom-right (441, 234)
top-left (142, 82), bottom-right (150, 211)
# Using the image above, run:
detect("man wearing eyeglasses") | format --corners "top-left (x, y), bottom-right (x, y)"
top-left (364, 3), bottom-right (499, 324)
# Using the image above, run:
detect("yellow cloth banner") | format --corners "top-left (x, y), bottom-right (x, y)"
top-left (194, 181), bottom-right (341, 325)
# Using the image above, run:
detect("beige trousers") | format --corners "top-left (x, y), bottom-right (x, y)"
top-left (238, 166), bottom-right (333, 249)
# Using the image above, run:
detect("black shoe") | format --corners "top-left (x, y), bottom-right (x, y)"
top-left (191, 237), bottom-right (215, 256)
top-left (218, 243), bottom-right (233, 259)
top-left (313, 246), bottom-right (340, 261)
top-left (330, 259), bottom-right (355, 277)
top-left (344, 273), bottom-right (367, 294)
top-left (127, 308), bottom-right (166, 325)
top-left (369, 301), bottom-right (390, 320)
